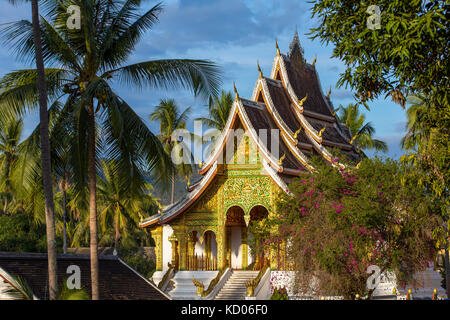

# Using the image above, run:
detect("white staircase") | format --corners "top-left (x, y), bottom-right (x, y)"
top-left (169, 271), bottom-right (219, 300)
top-left (214, 271), bottom-right (259, 300)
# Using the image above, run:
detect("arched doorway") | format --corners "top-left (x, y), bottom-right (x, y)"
top-left (248, 205), bottom-right (269, 269)
top-left (225, 206), bottom-right (246, 269)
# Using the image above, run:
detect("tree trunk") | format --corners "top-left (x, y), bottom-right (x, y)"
top-left (31, 0), bottom-right (57, 300)
top-left (445, 246), bottom-right (450, 298)
top-left (87, 102), bottom-right (99, 300)
top-left (62, 189), bottom-right (67, 255)
top-left (114, 210), bottom-right (120, 249)
top-left (171, 167), bottom-right (175, 204)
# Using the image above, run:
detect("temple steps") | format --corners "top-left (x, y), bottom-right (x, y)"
top-left (214, 271), bottom-right (259, 300)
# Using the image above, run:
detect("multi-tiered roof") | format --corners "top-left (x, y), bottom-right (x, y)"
top-left (140, 33), bottom-right (360, 228)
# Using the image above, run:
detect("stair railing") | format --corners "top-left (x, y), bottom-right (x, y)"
top-left (246, 263), bottom-right (270, 297)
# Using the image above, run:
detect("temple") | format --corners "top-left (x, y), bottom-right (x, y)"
top-left (140, 32), bottom-right (360, 280)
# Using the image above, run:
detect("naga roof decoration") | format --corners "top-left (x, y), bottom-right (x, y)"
top-left (140, 34), bottom-right (360, 228)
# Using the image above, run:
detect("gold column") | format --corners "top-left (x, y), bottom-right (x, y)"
top-left (168, 234), bottom-right (178, 270)
top-left (178, 234), bottom-right (187, 271)
top-left (187, 232), bottom-right (197, 270)
top-left (241, 226), bottom-right (248, 270)
top-left (150, 226), bottom-right (163, 271)
top-left (216, 226), bottom-right (226, 269)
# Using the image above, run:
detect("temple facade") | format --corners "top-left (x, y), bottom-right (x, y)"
top-left (140, 33), bottom-right (360, 276)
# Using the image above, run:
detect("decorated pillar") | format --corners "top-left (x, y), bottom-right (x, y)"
top-left (150, 226), bottom-right (163, 271)
top-left (178, 234), bottom-right (187, 271)
top-left (168, 233), bottom-right (179, 270)
top-left (187, 232), bottom-right (197, 270)
top-left (216, 225), bottom-right (226, 270)
top-left (241, 225), bottom-right (248, 269)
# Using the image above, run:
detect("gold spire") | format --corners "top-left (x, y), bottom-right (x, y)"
top-left (318, 125), bottom-right (326, 137)
top-left (312, 55), bottom-right (317, 67)
top-left (257, 61), bottom-right (263, 79)
top-left (234, 82), bottom-right (239, 101)
top-left (298, 94), bottom-right (308, 107)
top-left (326, 86), bottom-right (332, 99)
top-left (294, 127), bottom-right (302, 139)
top-left (278, 153), bottom-right (286, 166)
top-left (275, 40), bottom-right (280, 56)
top-left (332, 105), bottom-right (341, 116)
top-left (350, 134), bottom-right (358, 145)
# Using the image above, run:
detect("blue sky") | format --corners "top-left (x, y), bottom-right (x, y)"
top-left (0, 0), bottom-right (407, 158)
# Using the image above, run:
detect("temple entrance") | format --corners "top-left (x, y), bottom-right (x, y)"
top-left (225, 206), bottom-right (246, 269)
top-left (249, 205), bottom-right (269, 269)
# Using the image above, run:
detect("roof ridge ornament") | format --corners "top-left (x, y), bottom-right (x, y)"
top-left (278, 153), bottom-right (286, 166)
top-left (275, 40), bottom-right (280, 56)
top-left (294, 127), bottom-right (302, 139)
top-left (257, 61), bottom-right (263, 79)
top-left (289, 28), bottom-right (306, 69)
top-left (318, 125), bottom-right (327, 137)
top-left (349, 134), bottom-right (358, 145)
top-left (332, 105), bottom-right (341, 116)
top-left (234, 82), bottom-right (239, 101)
top-left (326, 86), bottom-right (332, 99)
top-left (312, 55), bottom-right (317, 67)
top-left (298, 94), bottom-right (308, 107)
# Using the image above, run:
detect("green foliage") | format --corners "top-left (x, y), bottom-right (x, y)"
top-left (337, 104), bottom-right (387, 157)
top-left (0, 213), bottom-right (48, 252)
top-left (57, 281), bottom-right (90, 300)
top-left (262, 156), bottom-right (440, 298)
top-left (270, 287), bottom-right (289, 300)
top-left (118, 245), bottom-right (156, 279)
top-left (309, 0), bottom-right (449, 244)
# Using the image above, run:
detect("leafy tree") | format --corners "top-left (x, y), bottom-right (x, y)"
top-left (196, 90), bottom-right (234, 131)
top-left (261, 156), bottom-right (440, 299)
top-left (150, 98), bottom-right (194, 204)
top-left (97, 160), bottom-right (158, 249)
top-left (0, 0), bottom-right (221, 299)
top-left (337, 104), bottom-right (387, 157)
top-left (0, 116), bottom-right (23, 214)
top-left (309, 0), bottom-right (449, 296)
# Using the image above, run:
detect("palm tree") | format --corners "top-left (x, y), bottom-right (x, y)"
top-left (196, 90), bottom-right (233, 131)
top-left (97, 160), bottom-right (158, 249)
top-left (5, 0), bottom-right (58, 299)
top-left (0, 1), bottom-right (221, 299)
top-left (150, 99), bottom-right (194, 204)
top-left (401, 94), bottom-right (429, 151)
top-left (337, 104), bottom-right (388, 157)
top-left (0, 116), bottom-right (23, 214)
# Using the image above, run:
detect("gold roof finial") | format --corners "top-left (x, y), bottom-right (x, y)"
top-left (257, 61), bottom-right (263, 79)
top-left (312, 55), bottom-right (317, 67)
top-left (278, 153), bottom-right (286, 166)
top-left (294, 127), bottom-right (302, 139)
top-left (326, 86), bottom-right (332, 99)
top-left (350, 134), bottom-right (358, 145)
top-left (275, 40), bottom-right (280, 56)
top-left (233, 82), bottom-right (239, 101)
top-left (318, 125), bottom-right (326, 137)
top-left (298, 94), bottom-right (308, 107)
top-left (332, 105), bottom-right (341, 116)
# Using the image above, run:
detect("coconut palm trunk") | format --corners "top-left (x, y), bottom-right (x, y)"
top-left (62, 187), bottom-right (67, 255)
top-left (31, 0), bottom-right (57, 300)
top-left (445, 246), bottom-right (450, 298)
top-left (171, 167), bottom-right (175, 204)
top-left (87, 102), bottom-right (99, 300)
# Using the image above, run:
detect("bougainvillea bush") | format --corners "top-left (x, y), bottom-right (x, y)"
top-left (270, 286), bottom-right (289, 300)
top-left (260, 156), bottom-right (441, 299)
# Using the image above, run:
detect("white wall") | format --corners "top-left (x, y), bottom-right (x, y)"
top-left (231, 226), bottom-right (242, 269)
top-left (162, 224), bottom-right (174, 272)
